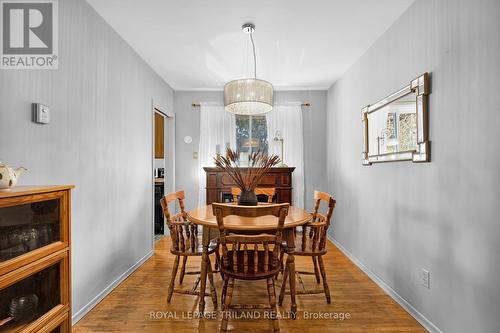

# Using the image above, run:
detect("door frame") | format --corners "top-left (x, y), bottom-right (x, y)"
top-left (151, 100), bottom-right (175, 249)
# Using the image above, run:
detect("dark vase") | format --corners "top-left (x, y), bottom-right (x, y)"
top-left (237, 190), bottom-right (258, 206)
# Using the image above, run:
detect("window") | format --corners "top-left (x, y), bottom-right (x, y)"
top-left (236, 115), bottom-right (268, 155)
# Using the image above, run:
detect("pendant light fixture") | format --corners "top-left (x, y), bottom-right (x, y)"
top-left (224, 23), bottom-right (274, 115)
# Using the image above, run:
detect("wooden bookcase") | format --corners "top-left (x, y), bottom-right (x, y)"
top-left (0, 186), bottom-right (73, 333)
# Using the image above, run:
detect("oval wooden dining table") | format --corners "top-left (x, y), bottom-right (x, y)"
top-left (187, 204), bottom-right (311, 317)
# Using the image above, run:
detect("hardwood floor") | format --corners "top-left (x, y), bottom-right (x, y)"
top-left (73, 237), bottom-right (426, 332)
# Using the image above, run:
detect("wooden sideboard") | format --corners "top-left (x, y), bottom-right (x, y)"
top-left (0, 185), bottom-right (74, 333)
top-left (203, 167), bottom-right (295, 205)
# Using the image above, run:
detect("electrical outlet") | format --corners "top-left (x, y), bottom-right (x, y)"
top-left (421, 269), bottom-right (430, 289)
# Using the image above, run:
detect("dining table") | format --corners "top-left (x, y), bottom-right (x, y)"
top-left (187, 203), bottom-right (311, 317)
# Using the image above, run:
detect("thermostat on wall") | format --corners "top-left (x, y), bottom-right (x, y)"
top-left (32, 103), bottom-right (50, 124)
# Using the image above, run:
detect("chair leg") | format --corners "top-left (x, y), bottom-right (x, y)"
top-left (215, 246), bottom-right (221, 271)
top-left (179, 256), bottom-right (188, 284)
top-left (279, 251), bottom-right (285, 274)
top-left (318, 256), bottom-right (331, 303)
top-left (278, 261), bottom-right (289, 306)
top-left (215, 249), bottom-right (224, 279)
top-left (267, 278), bottom-right (280, 333)
top-left (220, 278), bottom-right (234, 333)
top-left (207, 257), bottom-right (218, 307)
top-left (312, 256), bottom-right (321, 283)
top-left (167, 255), bottom-right (180, 303)
top-left (221, 276), bottom-right (229, 306)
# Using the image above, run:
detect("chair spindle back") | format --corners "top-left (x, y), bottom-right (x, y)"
top-left (302, 191), bottom-right (336, 252)
top-left (212, 203), bottom-right (289, 273)
top-left (231, 188), bottom-right (276, 203)
top-left (160, 190), bottom-right (198, 252)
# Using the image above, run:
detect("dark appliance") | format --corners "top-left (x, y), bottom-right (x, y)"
top-left (154, 184), bottom-right (164, 234)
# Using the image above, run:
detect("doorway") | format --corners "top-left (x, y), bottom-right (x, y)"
top-left (153, 111), bottom-right (166, 240)
top-left (152, 103), bottom-right (175, 245)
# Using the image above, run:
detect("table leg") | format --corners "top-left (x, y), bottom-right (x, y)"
top-left (286, 229), bottom-right (297, 318)
top-left (198, 226), bottom-right (210, 314)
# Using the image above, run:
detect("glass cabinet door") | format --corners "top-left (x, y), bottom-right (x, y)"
top-left (0, 251), bottom-right (68, 333)
top-left (0, 192), bottom-right (67, 266)
top-left (46, 312), bottom-right (69, 333)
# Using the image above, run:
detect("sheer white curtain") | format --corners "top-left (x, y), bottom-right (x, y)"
top-left (198, 104), bottom-right (236, 206)
top-left (266, 103), bottom-right (304, 208)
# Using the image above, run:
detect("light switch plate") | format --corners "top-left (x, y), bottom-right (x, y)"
top-left (193, 152), bottom-right (198, 159)
top-left (32, 103), bottom-right (50, 124)
top-left (421, 268), bottom-right (430, 289)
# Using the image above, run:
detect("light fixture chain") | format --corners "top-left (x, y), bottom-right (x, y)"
top-left (249, 31), bottom-right (257, 79)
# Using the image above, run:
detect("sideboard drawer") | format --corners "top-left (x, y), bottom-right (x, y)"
top-left (259, 174), bottom-right (277, 186)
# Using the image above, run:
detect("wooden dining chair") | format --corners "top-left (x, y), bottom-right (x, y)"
top-left (278, 191), bottom-right (336, 304)
top-left (160, 190), bottom-right (218, 305)
top-left (231, 187), bottom-right (276, 203)
top-left (213, 203), bottom-right (289, 333)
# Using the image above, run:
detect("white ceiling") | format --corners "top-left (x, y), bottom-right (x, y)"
top-left (86, 0), bottom-right (414, 91)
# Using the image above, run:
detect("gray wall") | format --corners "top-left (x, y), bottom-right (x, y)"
top-left (0, 0), bottom-right (174, 322)
top-left (174, 90), bottom-right (327, 211)
top-left (326, 0), bottom-right (500, 332)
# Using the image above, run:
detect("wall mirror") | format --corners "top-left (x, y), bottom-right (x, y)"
top-left (362, 73), bottom-right (430, 165)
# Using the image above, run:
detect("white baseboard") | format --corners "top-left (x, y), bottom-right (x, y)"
top-left (327, 235), bottom-right (443, 333)
top-left (71, 250), bottom-right (154, 325)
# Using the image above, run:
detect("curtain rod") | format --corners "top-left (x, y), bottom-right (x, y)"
top-left (191, 103), bottom-right (311, 108)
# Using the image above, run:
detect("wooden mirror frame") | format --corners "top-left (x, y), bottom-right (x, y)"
top-left (362, 73), bottom-right (430, 165)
